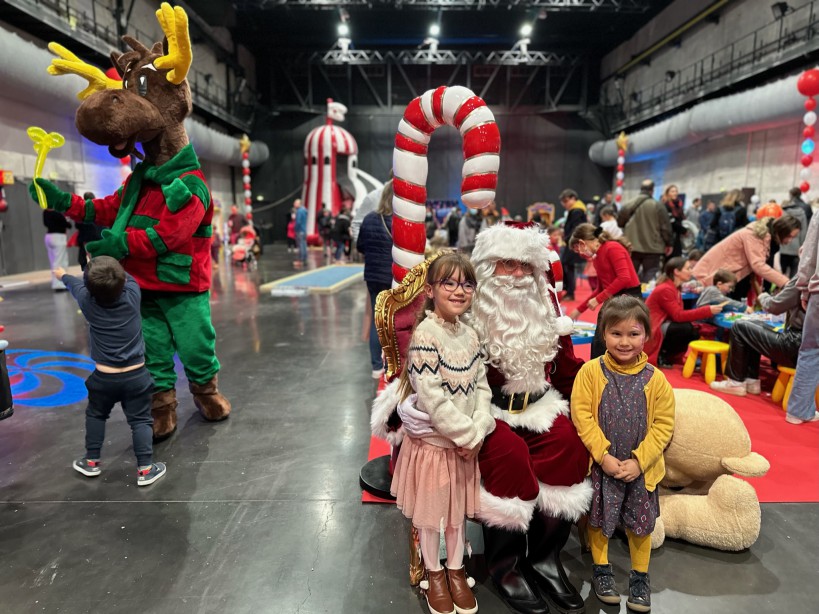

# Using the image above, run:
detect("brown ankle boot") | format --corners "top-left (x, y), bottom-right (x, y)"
top-left (151, 389), bottom-right (178, 442)
top-left (446, 566), bottom-right (478, 614)
top-left (425, 568), bottom-right (455, 614)
top-left (189, 375), bottom-right (231, 422)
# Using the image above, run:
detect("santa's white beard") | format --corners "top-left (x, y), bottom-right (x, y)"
top-left (468, 275), bottom-right (560, 394)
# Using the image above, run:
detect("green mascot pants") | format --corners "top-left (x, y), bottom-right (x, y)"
top-left (140, 291), bottom-right (220, 392)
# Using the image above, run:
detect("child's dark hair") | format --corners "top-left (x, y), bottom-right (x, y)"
top-left (397, 251), bottom-right (477, 401)
top-left (85, 256), bottom-right (126, 305)
top-left (686, 249), bottom-right (704, 262)
top-left (568, 222), bottom-right (631, 252)
top-left (712, 269), bottom-right (737, 285)
top-left (656, 256), bottom-right (687, 284)
top-left (599, 295), bottom-right (651, 339)
top-left (599, 206), bottom-right (616, 218)
top-left (547, 225), bottom-right (562, 235)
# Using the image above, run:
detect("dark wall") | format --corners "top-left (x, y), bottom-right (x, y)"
top-left (250, 110), bottom-right (612, 222)
top-left (1, 180), bottom-right (75, 276)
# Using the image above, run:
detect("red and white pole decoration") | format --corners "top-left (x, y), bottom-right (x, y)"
top-left (392, 85), bottom-right (501, 284)
top-left (614, 131), bottom-right (628, 205)
top-left (240, 134), bottom-right (252, 218)
top-left (797, 69), bottom-right (819, 195)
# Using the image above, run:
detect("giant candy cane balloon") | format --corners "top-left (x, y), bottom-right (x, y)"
top-left (391, 86), bottom-right (501, 284)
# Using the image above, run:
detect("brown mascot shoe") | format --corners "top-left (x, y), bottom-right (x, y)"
top-left (151, 389), bottom-right (178, 442)
top-left (425, 568), bottom-right (455, 614)
top-left (446, 566), bottom-right (478, 614)
top-left (189, 375), bottom-right (231, 422)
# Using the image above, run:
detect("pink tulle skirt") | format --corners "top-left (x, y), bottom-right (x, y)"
top-left (390, 436), bottom-right (481, 531)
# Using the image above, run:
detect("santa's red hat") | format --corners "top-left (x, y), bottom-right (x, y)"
top-left (471, 221), bottom-right (574, 336)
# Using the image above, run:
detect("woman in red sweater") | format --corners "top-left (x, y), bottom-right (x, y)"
top-left (644, 257), bottom-right (725, 366)
top-left (568, 223), bottom-right (642, 358)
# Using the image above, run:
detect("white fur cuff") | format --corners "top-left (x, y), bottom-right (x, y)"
top-left (537, 479), bottom-right (593, 522)
top-left (476, 486), bottom-right (537, 531)
top-left (370, 379), bottom-right (404, 447)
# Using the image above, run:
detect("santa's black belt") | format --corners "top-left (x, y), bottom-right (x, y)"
top-left (491, 386), bottom-right (546, 414)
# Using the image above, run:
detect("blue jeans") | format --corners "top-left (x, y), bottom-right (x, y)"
top-left (367, 282), bottom-right (391, 372)
top-left (788, 294), bottom-right (819, 420)
top-left (85, 367), bottom-right (154, 467)
top-left (296, 231), bottom-right (307, 263)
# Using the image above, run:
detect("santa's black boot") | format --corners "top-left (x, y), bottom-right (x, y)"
top-left (527, 512), bottom-right (585, 614)
top-left (483, 525), bottom-right (550, 614)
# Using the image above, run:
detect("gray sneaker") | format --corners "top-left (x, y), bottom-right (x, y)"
top-left (73, 458), bottom-right (101, 477)
top-left (627, 570), bottom-right (651, 612)
top-left (137, 462), bottom-right (166, 487)
top-left (592, 564), bottom-right (620, 605)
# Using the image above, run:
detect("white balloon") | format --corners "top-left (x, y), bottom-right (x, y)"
top-left (616, 156), bottom-right (625, 165)
top-left (801, 167), bottom-right (812, 180)
top-left (615, 187), bottom-right (623, 196)
top-left (804, 111), bottom-right (817, 126)
top-left (242, 159), bottom-right (250, 169)
top-left (244, 189), bottom-right (252, 199)
top-left (242, 175), bottom-right (251, 185)
top-left (750, 194), bottom-right (760, 204)
top-left (616, 171), bottom-right (625, 180)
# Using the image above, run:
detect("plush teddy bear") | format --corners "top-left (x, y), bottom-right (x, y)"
top-left (652, 389), bottom-right (770, 551)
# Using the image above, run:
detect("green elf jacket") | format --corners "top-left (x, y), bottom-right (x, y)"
top-left (64, 144), bottom-right (213, 292)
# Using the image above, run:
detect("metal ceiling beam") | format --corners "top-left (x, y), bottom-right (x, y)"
top-left (255, 0), bottom-right (652, 11)
top-left (312, 49), bottom-right (575, 66)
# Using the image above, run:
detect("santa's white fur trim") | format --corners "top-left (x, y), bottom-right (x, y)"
top-left (491, 386), bottom-right (569, 433)
top-left (370, 379), bottom-right (404, 447)
top-left (471, 224), bottom-right (553, 273)
top-left (537, 479), bottom-right (593, 522)
top-left (476, 486), bottom-right (536, 531)
top-left (555, 315), bottom-right (574, 336)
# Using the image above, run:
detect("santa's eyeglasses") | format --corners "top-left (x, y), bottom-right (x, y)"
top-left (497, 259), bottom-right (534, 274)
top-left (435, 278), bottom-right (477, 294)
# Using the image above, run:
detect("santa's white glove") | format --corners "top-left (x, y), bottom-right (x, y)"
top-left (396, 393), bottom-right (433, 437)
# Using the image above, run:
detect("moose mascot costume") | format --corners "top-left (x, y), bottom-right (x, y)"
top-left (29, 3), bottom-right (230, 439)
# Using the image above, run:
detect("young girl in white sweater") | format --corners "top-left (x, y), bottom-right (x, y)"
top-left (391, 252), bottom-right (496, 614)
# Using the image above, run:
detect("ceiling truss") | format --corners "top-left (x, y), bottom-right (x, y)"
top-left (253, 0), bottom-right (652, 12)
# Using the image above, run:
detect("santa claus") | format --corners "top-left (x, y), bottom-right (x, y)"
top-left (375, 222), bottom-right (592, 614)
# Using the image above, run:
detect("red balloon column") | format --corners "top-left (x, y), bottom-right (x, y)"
top-left (391, 86), bottom-right (500, 284)
top-left (797, 69), bottom-right (819, 194)
top-left (239, 134), bottom-right (252, 219)
top-left (614, 131), bottom-right (628, 205)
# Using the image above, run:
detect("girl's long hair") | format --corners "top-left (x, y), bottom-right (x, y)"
top-left (568, 223), bottom-right (631, 252)
top-left (397, 252), bottom-right (477, 402)
top-left (656, 256), bottom-right (686, 284)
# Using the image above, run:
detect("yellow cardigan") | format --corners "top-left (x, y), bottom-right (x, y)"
top-left (570, 352), bottom-right (675, 492)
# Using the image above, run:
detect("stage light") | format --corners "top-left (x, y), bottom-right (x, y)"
top-left (520, 23), bottom-right (533, 37)
top-left (771, 2), bottom-right (793, 19)
top-left (337, 23), bottom-right (349, 36)
top-left (429, 23), bottom-right (440, 37)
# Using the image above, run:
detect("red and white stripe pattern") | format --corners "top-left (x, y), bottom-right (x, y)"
top-left (302, 118), bottom-right (358, 235)
top-left (391, 86), bottom-right (501, 284)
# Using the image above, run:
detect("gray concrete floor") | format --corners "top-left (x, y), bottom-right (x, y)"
top-left (0, 245), bottom-right (817, 614)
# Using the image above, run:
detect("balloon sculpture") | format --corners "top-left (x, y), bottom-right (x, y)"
top-left (797, 68), bottom-right (819, 194)
top-left (391, 85), bottom-right (500, 284)
top-left (614, 131), bottom-right (628, 205)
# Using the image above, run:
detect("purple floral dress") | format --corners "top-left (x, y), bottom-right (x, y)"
top-left (589, 357), bottom-right (660, 538)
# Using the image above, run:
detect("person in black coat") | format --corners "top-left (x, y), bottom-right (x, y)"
top-left (559, 188), bottom-right (587, 301)
top-left (356, 180), bottom-right (394, 378)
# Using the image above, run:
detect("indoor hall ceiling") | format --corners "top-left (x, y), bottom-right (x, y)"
top-left (190, 0), bottom-right (674, 58)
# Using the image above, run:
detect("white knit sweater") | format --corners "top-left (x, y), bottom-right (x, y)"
top-left (407, 311), bottom-right (496, 449)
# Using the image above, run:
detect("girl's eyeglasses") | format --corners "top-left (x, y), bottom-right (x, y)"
top-left (497, 259), bottom-right (534, 274)
top-left (435, 278), bottom-right (477, 294)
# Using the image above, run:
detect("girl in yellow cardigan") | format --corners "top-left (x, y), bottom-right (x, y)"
top-left (571, 296), bottom-right (675, 612)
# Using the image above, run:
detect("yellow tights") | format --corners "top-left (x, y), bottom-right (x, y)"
top-left (588, 526), bottom-right (651, 573)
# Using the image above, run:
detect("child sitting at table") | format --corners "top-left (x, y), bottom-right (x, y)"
top-left (681, 250), bottom-right (704, 295)
top-left (696, 269), bottom-right (753, 314)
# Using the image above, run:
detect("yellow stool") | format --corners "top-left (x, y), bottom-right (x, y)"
top-left (682, 340), bottom-right (730, 385)
top-left (771, 366), bottom-right (795, 411)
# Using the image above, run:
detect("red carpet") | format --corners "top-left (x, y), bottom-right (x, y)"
top-left (362, 281), bottom-right (818, 504)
